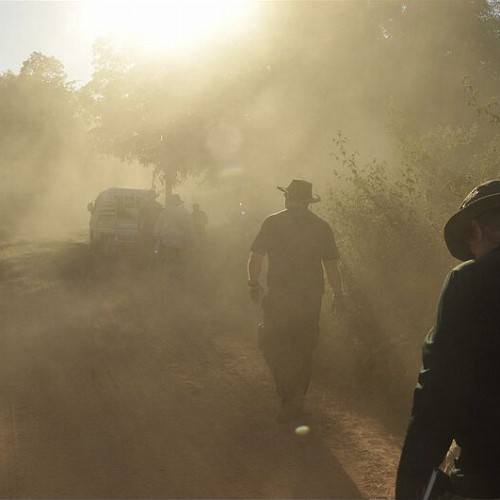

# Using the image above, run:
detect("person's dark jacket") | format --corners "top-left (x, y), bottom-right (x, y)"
top-left (396, 246), bottom-right (500, 499)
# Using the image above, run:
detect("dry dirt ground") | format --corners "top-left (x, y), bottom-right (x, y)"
top-left (0, 234), bottom-right (402, 499)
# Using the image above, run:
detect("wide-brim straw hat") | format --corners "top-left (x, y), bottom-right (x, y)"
top-left (444, 180), bottom-right (500, 260)
top-left (277, 179), bottom-right (321, 203)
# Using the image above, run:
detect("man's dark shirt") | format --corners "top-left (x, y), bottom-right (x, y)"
top-left (251, 207), bottom-right (339, 292)
top-left (396, 245), bottom-right (500, 499)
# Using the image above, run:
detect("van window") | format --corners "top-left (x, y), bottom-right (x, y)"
top-left (124, 196), bottom-right (135, 209)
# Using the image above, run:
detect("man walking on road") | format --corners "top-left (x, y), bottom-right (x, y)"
top-left (396, 180), bottom-right (500, 499)
top-left (247, 179), bottom-right (344, 423)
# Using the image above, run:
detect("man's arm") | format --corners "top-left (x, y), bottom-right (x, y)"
top-left (247, 251), bottom-right (265, 302)
top-left (323, 258), bottom-right (343, 314)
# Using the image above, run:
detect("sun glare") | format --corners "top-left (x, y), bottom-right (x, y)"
top-left (80, 1), bottom-right (253, 55)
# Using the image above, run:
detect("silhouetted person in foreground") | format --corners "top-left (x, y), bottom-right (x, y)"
top-left (396, 180), bottom-right (500, 500)
top-left (191, 203), bottom-right (208, 245)
top-left (154, 194), bottom-right (194, 277)
top-left (247, 179), bottom-right (344, 423)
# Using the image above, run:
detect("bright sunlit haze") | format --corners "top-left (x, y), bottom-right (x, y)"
top-left (79, 1), bottom-right (255, 58)
top-left (0, 1), bottom-right (257, 85)
top-left (2, 2), bottom-right (500, 499)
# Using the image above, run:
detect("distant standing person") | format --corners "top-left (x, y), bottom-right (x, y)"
top-left (247, 179), bottom-right (344, 422)
top-left (154, 194), bottom-right (194, 274)
top-left (396, 180), bottom-right (500, 499)
top-left (191, 203), bottom-right (208, 245)
top-left (141, 189), bottom-right (162, 254)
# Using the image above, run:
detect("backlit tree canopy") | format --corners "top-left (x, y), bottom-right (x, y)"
top-left (80, 0), bottom-right (500, 193)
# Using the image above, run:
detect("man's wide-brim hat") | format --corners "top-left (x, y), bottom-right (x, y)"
top-left (277, 179), bottom-right (321, 203)
top-left (444, 180), bottom-right (500, 261)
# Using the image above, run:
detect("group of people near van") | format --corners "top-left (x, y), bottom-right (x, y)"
top-left (248, 178), bottom-right (500, 500)
top-left (141, 191), bottom-right (208, 271)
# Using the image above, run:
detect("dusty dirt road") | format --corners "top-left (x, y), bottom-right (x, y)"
top-left (0, 235), bottom-right (401, 499)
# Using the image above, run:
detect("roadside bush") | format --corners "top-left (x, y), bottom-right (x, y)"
top-left (317, 110), bottom-right (500, 424)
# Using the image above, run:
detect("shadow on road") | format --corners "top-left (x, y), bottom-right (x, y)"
top-left (0, 239), bottom-right (371, 498)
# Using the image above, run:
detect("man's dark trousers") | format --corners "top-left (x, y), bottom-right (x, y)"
top-left (258, 288), bottom-right (323, 402)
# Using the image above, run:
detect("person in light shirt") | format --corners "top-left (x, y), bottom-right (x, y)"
top-left (154, 194), bottom-right (194, 275)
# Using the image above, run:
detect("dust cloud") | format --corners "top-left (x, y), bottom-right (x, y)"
top-left (1, 0), bottom-right (500, 450)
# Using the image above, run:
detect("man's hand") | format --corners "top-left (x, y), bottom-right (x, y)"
top-left (248, 282), bottom-right (264, 302)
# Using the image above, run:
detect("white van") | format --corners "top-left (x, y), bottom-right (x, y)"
top-left (87, 187), bottom-right (154, 256)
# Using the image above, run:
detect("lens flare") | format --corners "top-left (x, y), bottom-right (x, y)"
top-left (294, 425), bottom-right (311, 436)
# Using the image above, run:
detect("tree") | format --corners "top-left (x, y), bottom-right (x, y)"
top-left (83, 1), bottom-right (500, 199)
top-left (0, 52), bottom-right (89, 236)
top-left (19, 51), bottom-right (72, 88)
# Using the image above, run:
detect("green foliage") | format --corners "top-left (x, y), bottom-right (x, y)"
top-left (464, 75), bottom-right (500, 126)
top-left (83, 38), bottom-right (244, 193)
top-left (0, 52), bottom-right (90, 236)
top-left (326, 130), bottom-right (447, 343)
top-left (77, 0), bottom-right (500, 199)
top-left (320, 93), bottom-right (500, 411)
top-left (19, 52), bottom-right (73, 89)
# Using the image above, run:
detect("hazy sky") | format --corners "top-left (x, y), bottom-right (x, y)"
top-left (0, 1), bottom-right (96, 84)
top-left (0, 1), bottom-right (255, 86)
